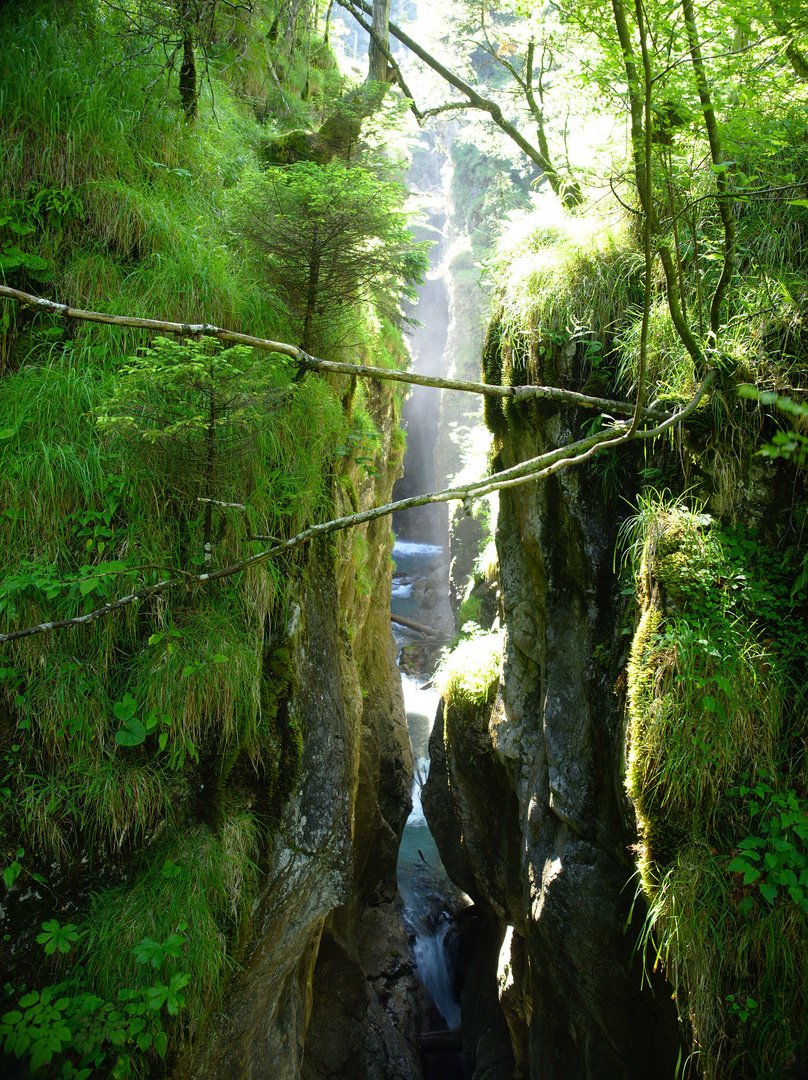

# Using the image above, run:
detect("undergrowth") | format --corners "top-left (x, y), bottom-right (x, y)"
top-left (625, 497), bottom-right (808, 1079)
top-left (0, 2), bottom-right (412, 1076)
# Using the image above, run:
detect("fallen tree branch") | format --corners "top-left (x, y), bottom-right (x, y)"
top-left (0, 285), bottom-right (671, 421)
top-left (0, 370), bottom-right (713, 644)
top-left (390, 613), bottom-right (441, 638)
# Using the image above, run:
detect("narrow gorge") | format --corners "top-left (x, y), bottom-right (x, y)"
top-left (1, 2), bottom-right (807, 1079)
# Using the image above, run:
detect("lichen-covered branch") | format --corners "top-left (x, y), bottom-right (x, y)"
top-left (0, 285), bottom-right (670, 420)
top-left (0, 360), bottom-right (714, 645)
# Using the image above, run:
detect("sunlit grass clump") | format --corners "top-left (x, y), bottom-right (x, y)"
top-left (435, 626), bottom-right (504, 709)
top-left (489, 201), bottom-right (644, 384)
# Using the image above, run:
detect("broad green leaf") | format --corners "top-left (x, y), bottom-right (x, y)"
top-left (3, 861), bottom-right (22, 888)
top-left (759, 882), bottom-right (778, 903)
top-left (78, 577), bottom-right (100, 597)
top-left (115, 719), bottom-right (147, 747)
top-left (113, 695), bottom-right (138, 722)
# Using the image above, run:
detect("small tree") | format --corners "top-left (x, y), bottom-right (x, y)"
top-left (234, 160), bottom-right (429, 353)
top-left (97, 337), bottom-right (286, 568)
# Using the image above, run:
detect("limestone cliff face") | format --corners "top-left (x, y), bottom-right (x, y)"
top-left (179, 381), bottom-right (420, 1080)
top-left (425, 407), bottom-right (685, 1079)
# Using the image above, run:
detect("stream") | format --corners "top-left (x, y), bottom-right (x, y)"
top-left (392, 540), bottom-right (465, 1037)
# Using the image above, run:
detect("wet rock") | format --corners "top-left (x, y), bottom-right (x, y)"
top-left (176, 380), bottom-right (420, 1079)
top-left (424, 408), bottom-right (688, 1079)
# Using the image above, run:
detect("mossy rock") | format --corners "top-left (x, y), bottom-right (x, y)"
top-left (259, 129), bottom-right (331, 166)
top-left (482, 309), bottom-right (507, 436)
top-left (639, 510), bottom-right (714, 608)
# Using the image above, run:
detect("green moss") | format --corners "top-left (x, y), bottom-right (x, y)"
top-left (482, 308), bottom-right (507, 436)
top-left (254, 642), bottom-right (303, 826)
top-left (625, 606), bottom-right (662, 728)
top-left (259, 128), bottom-right (330, 166)
top-left (625, 502), bottom-right (808, 1078)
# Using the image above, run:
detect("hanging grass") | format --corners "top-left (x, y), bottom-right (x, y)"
top-left (435, 626), bottom-right (504, 709)
top-left (489, 204), bottom-right (644, 386)
top-left (81, 816), bottom-right (259, 1043)
top-left (625, 500), bottom-right (808, 1079)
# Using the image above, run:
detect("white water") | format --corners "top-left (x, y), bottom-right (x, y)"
top-left (413, 920), bottom-right (461, 1029)
top-left (393, 540), bottom-right (463, 1031)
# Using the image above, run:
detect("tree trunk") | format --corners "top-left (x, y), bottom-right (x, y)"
top-left (303, 243), bottom-right (321, 353)
top-left (367, 0), bottom-right (391, 83)
top-left (179, 32), bottom-right (198, 118)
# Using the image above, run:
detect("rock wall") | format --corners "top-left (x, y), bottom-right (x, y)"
top-left (424, 407), bottom-right (687, 1079)
top-left (179, 380), bottom-right (421, 1080)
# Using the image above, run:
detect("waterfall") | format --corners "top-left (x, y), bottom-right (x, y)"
top-left (393, 541), bottom-right (467, 1042)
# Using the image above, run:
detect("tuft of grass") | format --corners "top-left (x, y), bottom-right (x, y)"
top-left (81, 817), bottom-right (258, 1042)
top-left (625, 499), bottom-right (808, 1079)
top-left (490, 205), bottom-right (644, 386)
top-left (435, 626), bottom-right (504, 709)
top-left (14, 760), bottom-right (171, 860)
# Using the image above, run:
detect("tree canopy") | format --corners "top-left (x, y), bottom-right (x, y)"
top-left (234, 160), bottom-right (429, 352)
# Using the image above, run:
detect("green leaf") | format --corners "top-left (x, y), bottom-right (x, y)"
top-left (153, 1030), bottom-right (168, 1059)
top-left (3, 861), bottom-right (22, 888)
top-left (79, 577), bottom-right (101, 597)
top-left (113, 695), bottom-right (138, 722)
top-left (759, 882), bottom-right (778, 903)
top-left (115, 719), bottom-right (147, 747)
top-left (145, 985), bottom-right (168, 1012)
top-left (30, 1045), bottom-right (53, 1071)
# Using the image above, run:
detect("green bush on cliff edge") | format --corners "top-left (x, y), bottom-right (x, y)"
top-left (435, 625), bottom-right (504, 709)
top-left (625, 498), bottom-right (808, 1079)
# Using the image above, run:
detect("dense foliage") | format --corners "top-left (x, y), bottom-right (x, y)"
top-left (472, 0), bottom-right (808, 1075)
top-left (0, 2), bottom-right (417, 1076)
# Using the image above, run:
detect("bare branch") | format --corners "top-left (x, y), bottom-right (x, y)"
top-left (0, 360), bottom-right (714, 646)
top-left (335, 0), bottom-right (582, 204)
top-left (0, 285), bottom-right (671, 420)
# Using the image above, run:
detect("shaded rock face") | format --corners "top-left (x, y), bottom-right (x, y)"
top-left (180, 381), bottom-right (421, 1079)
top-left (425, 410), bottom-right (687, 1079)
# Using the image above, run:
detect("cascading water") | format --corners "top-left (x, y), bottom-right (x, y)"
top-left (392, 541), bottom-right (466, 1037)
top-left (387, 122), bottom-right (473, 1077)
